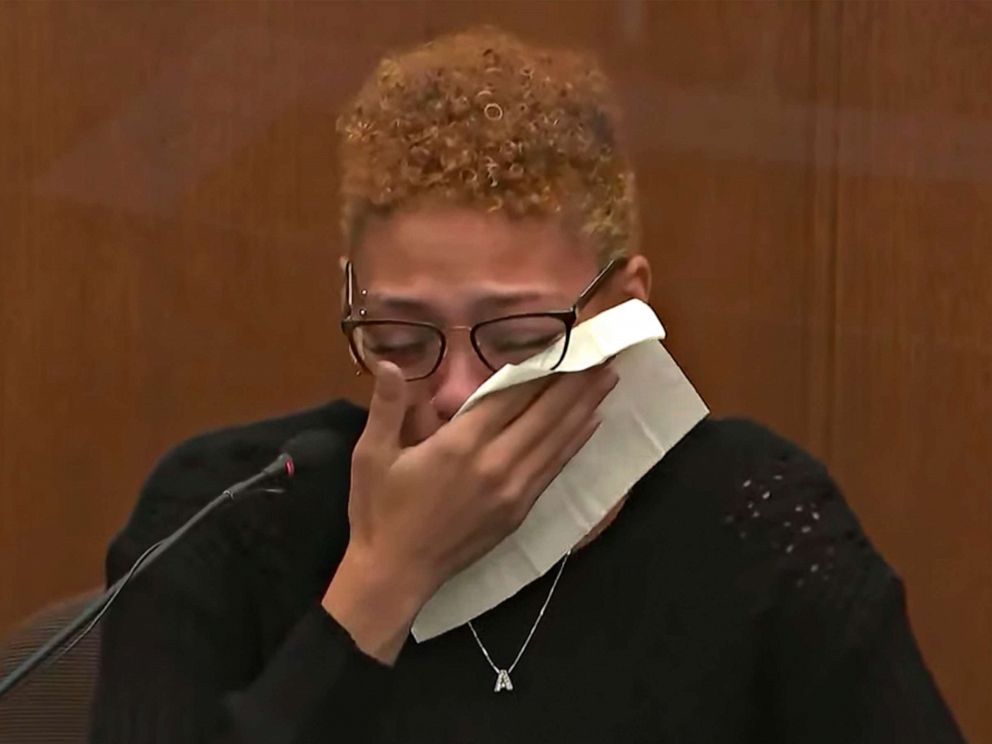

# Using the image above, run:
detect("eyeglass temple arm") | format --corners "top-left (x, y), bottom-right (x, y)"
top-left (575, 257), bottom-right (627, 309)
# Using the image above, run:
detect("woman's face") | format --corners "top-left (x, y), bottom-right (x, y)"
top-left (352, 207), bottom-right (649, 445)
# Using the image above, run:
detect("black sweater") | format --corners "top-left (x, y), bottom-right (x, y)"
top-left (90, 399), bottom-right (964, 744)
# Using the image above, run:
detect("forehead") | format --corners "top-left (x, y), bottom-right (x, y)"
top-left (353, 208), bottom-right (597, 291)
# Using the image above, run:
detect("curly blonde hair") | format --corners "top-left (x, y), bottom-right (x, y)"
top-left (337, 26), bottom-right (639, 263)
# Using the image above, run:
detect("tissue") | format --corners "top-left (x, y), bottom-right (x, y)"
top-left (411, 299), bottom-right (708, 641)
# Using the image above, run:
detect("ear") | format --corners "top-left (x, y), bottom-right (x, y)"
top-left (618, 254), bottom-right (652, 302)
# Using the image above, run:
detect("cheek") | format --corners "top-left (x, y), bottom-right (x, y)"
top-left (579, 288), bottom-right (625, 322)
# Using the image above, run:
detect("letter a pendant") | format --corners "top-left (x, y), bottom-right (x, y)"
top-left (494, 669), bottom-right (514, 693)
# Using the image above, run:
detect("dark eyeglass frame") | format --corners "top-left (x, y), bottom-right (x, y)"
top-left (340, 256), bottom-right (627, 380)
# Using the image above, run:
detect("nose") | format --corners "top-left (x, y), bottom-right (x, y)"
top-left (429, 340), bottom-right (494, 421)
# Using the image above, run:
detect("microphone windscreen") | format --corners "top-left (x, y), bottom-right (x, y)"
top-left (280, 429), bottom-right (343, 474)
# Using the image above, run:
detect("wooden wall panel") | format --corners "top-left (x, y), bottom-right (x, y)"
top-left (827, 5), bottom-right (992, 741)
top-left (0, 1), bottom-right (987, 739)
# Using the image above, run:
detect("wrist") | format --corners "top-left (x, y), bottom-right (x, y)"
top-left (321, 545), bottom-right (435, 665)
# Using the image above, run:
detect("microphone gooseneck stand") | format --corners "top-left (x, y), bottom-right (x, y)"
top-left (0, 453), bottom-right (294, 702)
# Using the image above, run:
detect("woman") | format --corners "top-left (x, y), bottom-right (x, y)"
top-left (91, 27), bottom-right (963, 743)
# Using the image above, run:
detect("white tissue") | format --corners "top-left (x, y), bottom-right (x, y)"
top-left (410, 299), bottom-right (708, 642)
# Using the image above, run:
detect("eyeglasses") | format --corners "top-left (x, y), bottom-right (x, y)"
top-left (340, 257), bottom-right (626, 381)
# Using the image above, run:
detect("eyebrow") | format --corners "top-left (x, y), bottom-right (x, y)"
top-left (366, 289), bottom-right (569, 317)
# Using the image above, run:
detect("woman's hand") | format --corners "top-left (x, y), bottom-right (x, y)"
top-left (323, 360), bottom-right (617, 663)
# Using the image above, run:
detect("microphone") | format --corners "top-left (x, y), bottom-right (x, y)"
top-left (224, 428), bottom-right (339, 499)
top-left (0, 429), bottom-right (340, 701)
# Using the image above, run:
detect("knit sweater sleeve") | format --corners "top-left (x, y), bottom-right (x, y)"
top-left (89, 407), bottom-right (391, 744)
top-left (725, 434), bottom-right (966, 743)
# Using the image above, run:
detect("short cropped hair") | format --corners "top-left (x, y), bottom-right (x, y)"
top-left (337, 26), bottom-right (639, 263)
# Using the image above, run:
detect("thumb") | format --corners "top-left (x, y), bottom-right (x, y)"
top-left (360, 361), bottom-right (408, 452)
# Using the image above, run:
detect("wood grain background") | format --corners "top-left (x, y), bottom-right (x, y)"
top-left (1, 2), bottom-right (989, 740)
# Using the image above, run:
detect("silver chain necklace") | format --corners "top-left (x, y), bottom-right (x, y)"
top-left (466, 550), bottom-right (571, 693)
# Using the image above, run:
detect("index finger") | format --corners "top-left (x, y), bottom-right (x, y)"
top-left (448, 375), bottom-right (555, 449)
top-left (448, 363), bottom-right (609, 449)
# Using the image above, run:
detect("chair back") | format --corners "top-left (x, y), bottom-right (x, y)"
top-left (0, 590), bottom-right (103, 743)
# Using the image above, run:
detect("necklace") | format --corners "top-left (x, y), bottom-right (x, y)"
top-left (466, 551), bottom-right (571, 693)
